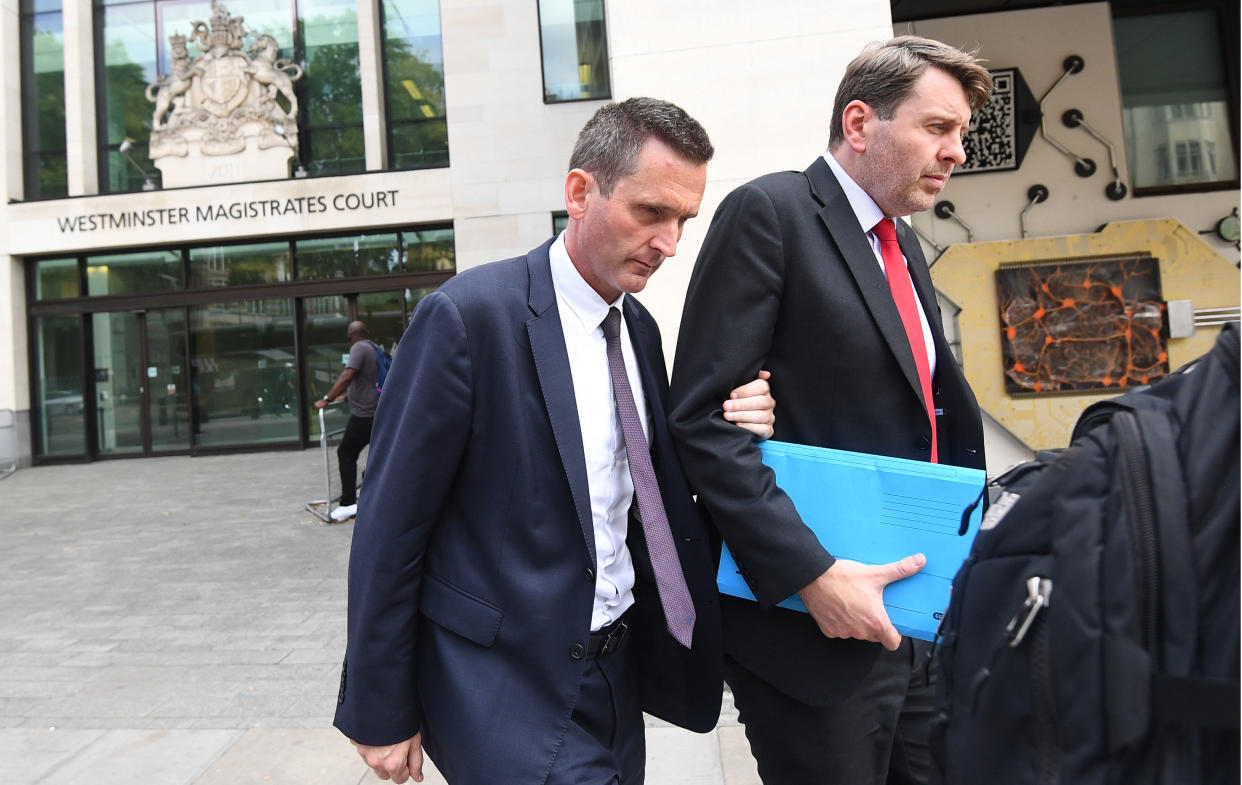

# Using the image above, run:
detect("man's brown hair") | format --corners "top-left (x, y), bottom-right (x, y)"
top-left (828, 35), bottom-right (993, 149)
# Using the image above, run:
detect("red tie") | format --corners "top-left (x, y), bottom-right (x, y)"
top-left (873, 218), bottom-right (938, 463)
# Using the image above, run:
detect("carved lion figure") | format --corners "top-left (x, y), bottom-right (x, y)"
top-left (146, 35), bottom-right (194, 129)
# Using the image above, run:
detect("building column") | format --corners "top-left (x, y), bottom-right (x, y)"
top-left (62, 0), bottom-right (97, 196)
top-left (358, 0), bottom-right (388, 171)
top-left (1, 0), bottom-right (20, 200)
top-left (0, 0), bottom-right (32, 465)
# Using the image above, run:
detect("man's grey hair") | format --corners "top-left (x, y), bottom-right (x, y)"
top-left (569, 97), bottom-right (714, 197)
top-left (828, 35), bottom-right (993, 149)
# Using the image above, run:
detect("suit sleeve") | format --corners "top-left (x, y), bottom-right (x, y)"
top-left (668, 183), bottom-right (833, 607)
top-left (333, 290), bottom-right (473, 745)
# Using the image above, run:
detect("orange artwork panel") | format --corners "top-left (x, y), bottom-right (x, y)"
top-left (996, 256), bottom-right (1168, 395)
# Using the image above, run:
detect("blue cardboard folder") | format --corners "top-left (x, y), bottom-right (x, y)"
top-left (717, 440), bottom-right (986, 641)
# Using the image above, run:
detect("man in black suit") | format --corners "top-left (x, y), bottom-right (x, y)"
top-left (333, 98), bottom-right (774, 785)
top-left (668, 37), bottom-right (993, 785)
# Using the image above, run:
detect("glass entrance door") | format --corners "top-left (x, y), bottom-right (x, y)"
top-left (91, 309), bottom-right (190, 456)
top-left (146, 308), bottom-right (190, 451)
top-left (92, 312), bottom-right (144, 455)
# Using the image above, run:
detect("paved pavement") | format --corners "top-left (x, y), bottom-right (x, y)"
top-left (0, 450), bottom-right (761, 784)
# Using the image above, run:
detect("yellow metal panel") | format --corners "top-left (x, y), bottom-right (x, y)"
top-left (932, 219), bottom-right (1239, 450)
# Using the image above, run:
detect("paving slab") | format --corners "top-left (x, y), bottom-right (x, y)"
top-left (646, 726), bottom-right (724, 785)
top-left (22, 728), bottom-right (240, 785)
top-left (0, 451), bottom-right (764, 783)
top-left (0, 729), bottom-right (107, 785)
top-left (191, 727), bottom-right (375, 785)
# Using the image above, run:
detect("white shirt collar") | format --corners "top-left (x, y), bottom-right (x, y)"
top-left (823, 152), bottom-right (888, 236)
top-left (549, 232), bottom-right (625, 334)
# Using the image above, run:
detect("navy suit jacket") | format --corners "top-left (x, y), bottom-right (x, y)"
top-left (668, 158), bottom-right (986, 705)
top-left (333, 240), bottom-right (723, 785)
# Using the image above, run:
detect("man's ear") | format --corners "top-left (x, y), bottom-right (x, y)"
top-left (841, 100), bottom-right (872, 154)
top-left (564, 169), bottom-right (594, 220)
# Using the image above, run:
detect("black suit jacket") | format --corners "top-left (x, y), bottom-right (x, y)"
top-left (334, 240), bottom-right (723, 785)
top-left (667, 158), bottom-right (985, 705)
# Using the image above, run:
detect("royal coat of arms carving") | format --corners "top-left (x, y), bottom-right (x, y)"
top-left (146, 1), bottom-right (304, 187)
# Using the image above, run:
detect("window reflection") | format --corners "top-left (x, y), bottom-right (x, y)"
top-left (538, 0), bottom-right (610, 103)
top-left (21, 3), bottom-right (67, 199)
top-left (95, 0), bottom-right (370, 188)
top-left (98, 1), bottom-right (160, 193)
top-left (36, 316), bottom-right (86, 457)
top-left (302, 0), bottom-right (364, 175)
top-left (190, 241), bottom-right (292, 288)
top-left (1115, 9), bottom-right (1237, 192)
top-left (297, 233), bottom-right (400, 279)
top-left (303, 295), bottom-right (351, 439)
top-left (86, 250), bottom-right (183, 295)
top-left (190, 299), bottom-right (299, 447)
top-left (35, 258), bottom-right (80, 300)
top-left (402, 227), bottom-right (455, 273)
top-left (383, 0), bottom-right (448, 169)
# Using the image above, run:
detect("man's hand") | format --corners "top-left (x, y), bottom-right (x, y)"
top-left (797, 554), bottom-right (925, 651)
top-left (722, 370), bottom-right (775, 440)
top-left (353, 733), bottom-right (424, 783)
top-left (314, 394), bottom-right (343, 410)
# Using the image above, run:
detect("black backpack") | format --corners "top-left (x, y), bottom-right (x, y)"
top-left (933, 323), bottom-right (1240, 785)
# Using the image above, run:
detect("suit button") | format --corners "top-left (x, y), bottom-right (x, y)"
top-left (916, 435), bottom-right (931, 450)
top-left (570, 644), bottom-right (585, 660)
top-left (586, 568), bottom-right (595, 581)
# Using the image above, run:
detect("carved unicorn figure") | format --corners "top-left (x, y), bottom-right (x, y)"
top-left (248, 34), bottom-right (304, 120)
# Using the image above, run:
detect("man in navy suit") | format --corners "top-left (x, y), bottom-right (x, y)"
top-left (333, 98), bottom-right (774, 785)
top-left (668, 37), bottom-right (992, 785)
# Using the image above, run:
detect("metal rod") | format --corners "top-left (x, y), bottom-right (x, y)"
top-left (911, 221), bottom-right (945, 257)
top-left (1019, 185), bottom-right (1049, 239)
top-left (1038, 56), bottom-right (1094, 174)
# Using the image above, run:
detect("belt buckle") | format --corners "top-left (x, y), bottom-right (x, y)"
top-left (600, 620), bottom-right (628, 655)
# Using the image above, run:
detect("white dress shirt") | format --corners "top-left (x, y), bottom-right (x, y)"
top-left (823, 153), bottom-right (937, 377)
top-left (549, 232), bottom-right (648, 631)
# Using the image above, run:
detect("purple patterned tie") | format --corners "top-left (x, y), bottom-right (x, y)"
top-left (601, 307), bottom-right (695, 649)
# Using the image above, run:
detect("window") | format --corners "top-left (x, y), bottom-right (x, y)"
top-left (300, 0), bottom-right (365, 176)
top-left (26, 226), bottom-right (454, 460)
top-left (1115, 7), bottom-right (1238, 193)
top-left (94, 0), bottom-right (368, 192)
top-left (538, 0), bottom-right (610, 103)
top-left (190, 241), bottom-right (292, 288)
top-left (383, 0), bottom-right (448, 169)
top-left (34, 258), bottom-right (80, 300)
top-left (20, 0), bottom-right (67, 199)
top-left (96, 0), bottom-right (162, 193)
top-left (1188, 141), bottom-right (1204, 175)
top-left (86, 250), bottom-right (183, 295)
top-left (35, 316), bottom-right (86, 457)
top-left (296, 233), bottom-right (401, 280)
top-left (1154, 143), bottom-right (1170, 182)
top-left (552, 212), bottom-right (568, 235)
top-left (190, 298), bottom-right (299, 447)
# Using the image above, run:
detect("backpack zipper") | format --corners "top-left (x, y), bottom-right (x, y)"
top-left (1004, 576), bottom-right (1058, 784)
top-left (1030, 609), bottom-right (1060, 785)
top-left (1113, 411), bottom-right (1159, 649)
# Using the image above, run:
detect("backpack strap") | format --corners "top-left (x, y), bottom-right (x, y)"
top-left (1151, 673), bottom-right (1241, 729)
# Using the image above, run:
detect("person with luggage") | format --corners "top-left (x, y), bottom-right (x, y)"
top-left (315, 320), bottom-right (381, 522)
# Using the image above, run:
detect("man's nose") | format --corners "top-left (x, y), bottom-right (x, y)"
top-left (650, 221), bottom-right (681, 258)
top-left (943, 135), bottom-right (967, 166)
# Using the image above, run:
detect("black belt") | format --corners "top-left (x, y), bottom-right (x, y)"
top-left (587, 615), bottom-right (630, 657)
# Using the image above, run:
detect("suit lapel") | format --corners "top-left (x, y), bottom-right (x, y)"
top-left (525, 244), bottom-right (597, 565)
top-left (806, 158), bottom-right (924, 403)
